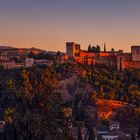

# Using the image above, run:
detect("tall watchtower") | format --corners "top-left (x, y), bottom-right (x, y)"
top-left (131, 46), bottom-right (140, 61)
top-left (66, 42), bottom-right (80, 57)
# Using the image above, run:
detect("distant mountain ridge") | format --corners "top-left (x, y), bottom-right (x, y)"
top-left (0, 45), bottom-right (62, 54)
top-left (20, 47), bottom-right (46, 52)
top-left (0, 46), bottom-right (18, 50)
top-left (0, 45), bottom-right (47, 53)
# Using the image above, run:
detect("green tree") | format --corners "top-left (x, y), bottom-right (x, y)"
top-left (137, 125), bottom-right (140, 138)
top-left (96, 45), bottom-right (100, 52)
top-left (2, 67), bottom-right (63, 140)
top-left (88, 126), bottom-right (95, 140)
top-left (62, 128), bottom-right (73, 140)
top-left (131, 132), bottom-right (136, 140)
top-left (88, 44), bottom-right (92, 52)
top-left (111, 48), bottom-right (115, 52)
top-left (78, 126), bottom-right (83, 140)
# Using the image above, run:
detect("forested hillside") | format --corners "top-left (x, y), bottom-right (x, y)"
top-left (0, 63), bottom-right (139, 139)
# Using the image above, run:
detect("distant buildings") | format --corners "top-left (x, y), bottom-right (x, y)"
top-left (109, 121), bottom-right (120, 131)
top-left (0, 46), bottom-right (55, 69)
top-left (0, 42), bottom-right (140, 71)
top-left (54, 52), bottom-right (69, 64)
top-left (117, 46), bottom-right (140, 71)
top-left (97, 121), bottom-right (134, 140)
top-left (102, 135), bottom-right (118, 140)
top-left (0, 46), bottom-right (19, 69)
top-left (0, 46), bottom-right (19, 61)
top-left (66, 42), bottom-right (140, 71)
top-left (132, 46), bottom-right (140, 61)
top-left (25, 58), bottom-right (34, 68)
top-left (1, 61), bottom-right (16, 69)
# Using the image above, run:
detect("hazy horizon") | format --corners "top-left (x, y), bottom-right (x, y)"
top-left (0, 0), bottom-right (140, 52)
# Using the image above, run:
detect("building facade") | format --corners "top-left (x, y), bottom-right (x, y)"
top-left (0, 47), bottom-right (19, 61)
top-left (66, 42), bottom-right (140, 71)
top-left (25, 58), bottom-right (34, 68)
top-left (66, 42), bottom-right (81, 57)
top-left (117, 46), bottom-right (140, 71)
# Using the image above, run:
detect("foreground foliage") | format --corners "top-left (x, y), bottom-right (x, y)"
top-left (0, 66), bottom-right (62, 140)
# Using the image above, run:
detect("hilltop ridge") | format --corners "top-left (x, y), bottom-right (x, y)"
top-left (0, 46), bottom-right (17, 50)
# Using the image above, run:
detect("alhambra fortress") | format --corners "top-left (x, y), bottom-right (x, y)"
top-left (66, 42), bottom-right (140, 71)
top-left (0, 42), bottom-right (140, 71)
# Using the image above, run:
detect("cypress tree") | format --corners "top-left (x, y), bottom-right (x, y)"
top-left (104, 43), bottom-right (106, 52)
top-left (131, 132), bottom-right (136, 140)
top-left (88, 44), bottom-right (92, 52)
top-left (137, 126), bottom-right (140, 138)
top-left (88, 126), bottom-right (95, 140)
top-left (91, 59), bottom-right (94, 76)
top-left (85, 54), bottom-right (88, 66)
top-left (77, 126), bottom-right (83, 140)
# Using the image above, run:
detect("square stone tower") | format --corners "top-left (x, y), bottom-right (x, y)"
top-left (66, 42), bottom-right (80, 57)
top-left (131, 46), bottom-right (140, 61)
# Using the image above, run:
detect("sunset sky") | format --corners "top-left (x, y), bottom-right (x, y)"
top-left (0, 0), bottom-right (140, 52)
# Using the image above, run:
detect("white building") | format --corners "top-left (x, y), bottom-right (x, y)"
top-left (110, 121), bottom-right (120, 131)
top-left (25, 58), bottom-right (34, 67)
top-left (131, 46), bottom-right (140, 61)
top-left (102, 135), bottom-right (118, 140)
top-left (1, 61), bottom-right (16, 69)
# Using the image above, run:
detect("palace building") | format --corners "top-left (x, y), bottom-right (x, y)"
top-left (117, 46), bottom-right (140, 71)
top-left (66, 42), bottom-right (140, 71)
